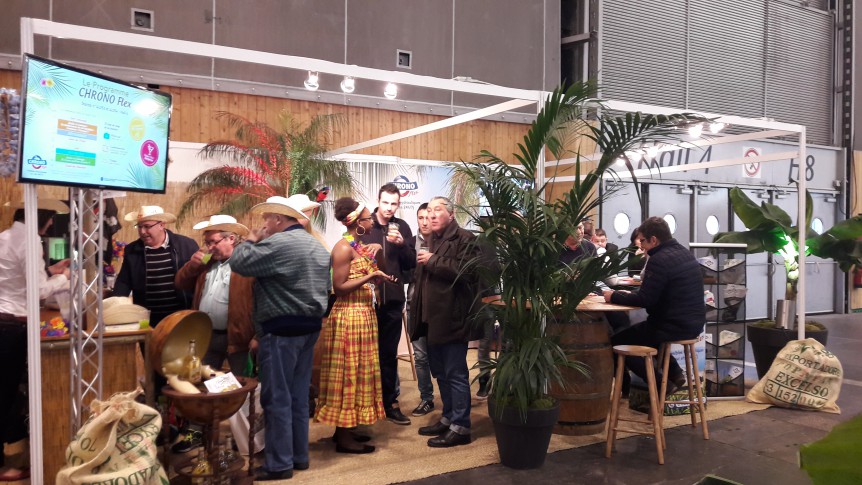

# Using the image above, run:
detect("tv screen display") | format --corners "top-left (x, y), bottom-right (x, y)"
top-left (17, 54), bottom-right (172, 193)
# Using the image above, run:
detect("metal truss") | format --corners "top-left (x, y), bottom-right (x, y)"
top-left (68, 188), bottom-right (105, 433)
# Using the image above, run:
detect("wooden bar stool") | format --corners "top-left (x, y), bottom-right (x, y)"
top-left (658, 339), bottom-right (709, 443)
top-left (396, 310), bottom-right (417, 380)
top-left (605, 345), bottom-right (664, 465)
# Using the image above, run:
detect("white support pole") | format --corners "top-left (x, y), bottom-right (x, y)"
top-left (797, 128), bottom-right (807, 339)
top-left (21, 17), bottom-right (45, 485)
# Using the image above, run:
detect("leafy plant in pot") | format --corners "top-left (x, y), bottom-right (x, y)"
top-left (713, 187), bottom-right (862, 377)
top-left (453, 83), bottom-right (703, 469)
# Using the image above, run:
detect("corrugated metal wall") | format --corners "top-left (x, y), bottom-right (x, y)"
top-left (601, 0), bottom-right (834, 145)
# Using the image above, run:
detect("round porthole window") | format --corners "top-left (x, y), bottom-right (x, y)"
top-left (705, 215), bottom-right (720, 235)
top-left (663, 214), bottom-right (677, 234)
top-left (613, 212), bottom-right (630, 236)
top-left (811, 217), bottom-right (824, 235)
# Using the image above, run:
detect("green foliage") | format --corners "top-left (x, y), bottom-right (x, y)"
top-left (178, 111), bottom-right (355, 229)
top-left (715, 187), bottom-right (862, 298)
top-left (454, 83), bottom-right (705, 418)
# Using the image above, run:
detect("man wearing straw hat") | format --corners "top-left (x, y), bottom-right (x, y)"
top-left (113, 205), bottom-right (198, 327)
top-left (0, 198), bottom-right (70, 481)
top-left (231, 196), bottom-right (330, 481)
top-left (175, 214), bottom-right (255, 375)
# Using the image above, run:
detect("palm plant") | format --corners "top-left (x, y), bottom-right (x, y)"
top-left (453, 83), bottom-right (704, 416)
top-left (714, 187), bottom-right (862, 303)
top-left (178, 111), bottom-right (354, 228)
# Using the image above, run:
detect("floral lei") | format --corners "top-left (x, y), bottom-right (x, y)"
top-left (343, 232), bottom-right (379, 271)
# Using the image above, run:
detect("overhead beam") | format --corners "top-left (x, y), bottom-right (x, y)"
top-left (326, 99), bottom-right (536, 157)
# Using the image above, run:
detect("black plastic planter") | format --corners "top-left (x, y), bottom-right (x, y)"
top-left (488, 398), bottom-right (560, 469)
top-left (747, 323), bottom-right (829, 379)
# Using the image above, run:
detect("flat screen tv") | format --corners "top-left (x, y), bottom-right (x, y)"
top-left (17, 54), bottom-right (172, 193)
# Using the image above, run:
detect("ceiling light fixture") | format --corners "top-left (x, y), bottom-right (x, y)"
top-left (383, 82), bottom-right (398, 100)
top-left (709, 122), bottom-right (726, 134)
top-left (646, 145), bottom-right (660, 159)
top-left (340, 76), bottom-right (355, 93)
top-left (688, 123), bottom-right (703, 138)
top-left (304, 71), bottom-right (319, 91)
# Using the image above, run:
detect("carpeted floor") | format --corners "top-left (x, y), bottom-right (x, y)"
top-left (281, 352), bottom-right (770, 485)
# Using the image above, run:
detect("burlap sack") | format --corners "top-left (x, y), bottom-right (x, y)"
top-left (56, 390), bottom-right (169, 485)
top-left (747, 338), bottom-right (842, 413)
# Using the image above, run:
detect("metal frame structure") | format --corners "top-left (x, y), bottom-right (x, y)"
top-left (67, 189), bottom-right (106, 430)
top-left (19, 17), bottom-right (812, 482)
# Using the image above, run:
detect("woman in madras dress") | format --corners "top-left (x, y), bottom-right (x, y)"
top-left (315, 197), bottom-right (393, 453)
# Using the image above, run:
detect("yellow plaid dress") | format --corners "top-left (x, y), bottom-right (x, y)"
top-left (315, 256), bottom-right (386, 427)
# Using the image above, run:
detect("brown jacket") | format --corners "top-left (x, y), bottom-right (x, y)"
top-left (410, 220), bottom-right (483, 345)
top-left (175, 259), bottom-right (255, 355)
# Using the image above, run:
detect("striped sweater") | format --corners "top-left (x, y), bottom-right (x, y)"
top-left (230, 225), bottom-right (331, 337)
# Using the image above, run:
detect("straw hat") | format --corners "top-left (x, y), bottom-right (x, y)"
top-left (250, 196), bottom-right (308, 221)
top-left (285, 194), bottom-right (321, 213)
top-left (101, 296), bottom-right (150, 325)
top-left (123, 205), bottom-right (177, 224)
top-left (5, 198), bottom-right (70, 214)
top-left (192, 214), bottom-right (250, 236)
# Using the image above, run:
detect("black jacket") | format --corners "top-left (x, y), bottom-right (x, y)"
top-left (610, 238), bottom-right (705, 340)
top-left (410, 221), bottom-right (483, 345)
top-left (359, 210), bottom-right (416, 304)
top-left (113, 229), bottom-right (198, 320)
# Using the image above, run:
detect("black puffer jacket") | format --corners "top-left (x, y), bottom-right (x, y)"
top-left (610, 238), bottom-right (705, 340)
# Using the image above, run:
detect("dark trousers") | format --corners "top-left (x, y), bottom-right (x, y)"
top-left (428, 341), bottom-right (471, 432)
top-left (0, 321), bottom-right (28, 447)
top-left (376, 300), bottom-right (404, 409)
top-left (611, 322), bottom-right (685, 384)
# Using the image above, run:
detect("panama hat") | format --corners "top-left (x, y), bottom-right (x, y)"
top-left (5, 198), bottom-right (70, 214)
top-left (192, 214), bottom-right (250, 236)
top-left (123, 205), bottom-right (177, 224)
top-left (285, 194), bottom-right (321, 213)
top-left (250, 196), bottom-right (308, 221)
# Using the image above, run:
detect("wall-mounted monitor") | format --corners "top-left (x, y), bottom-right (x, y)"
top-left (17, 54), bottom-right (172, 193)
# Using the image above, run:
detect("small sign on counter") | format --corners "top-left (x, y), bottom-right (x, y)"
top-left (204, 372), bottom-right (242, 393)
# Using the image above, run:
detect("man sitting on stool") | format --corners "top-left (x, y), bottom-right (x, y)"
top-left (603, 217), bottom-right (705, 393)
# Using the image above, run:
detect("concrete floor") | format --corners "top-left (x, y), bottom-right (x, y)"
top-left (406, 313), bottom-right (862, 485)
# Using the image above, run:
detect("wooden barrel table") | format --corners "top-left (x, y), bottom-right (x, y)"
top-left (548, 312), bottom-right (614, 435)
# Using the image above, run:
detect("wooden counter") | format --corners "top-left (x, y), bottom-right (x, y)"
top-left (40, 329), bottom-right (151, 481)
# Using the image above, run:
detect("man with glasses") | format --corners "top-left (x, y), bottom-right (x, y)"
top-left (113, 205), bottom-right (198, 327)
top-left (175, 215), bottom-right (255, 376)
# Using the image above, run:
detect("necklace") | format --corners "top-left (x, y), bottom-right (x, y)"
top-left (343, 233), bottom-right (379, 270)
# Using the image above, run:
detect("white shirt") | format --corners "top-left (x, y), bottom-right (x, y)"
top-left (0, 221), bottom-right (68, 317)
top-left (198, 259), bottom-right (231, 330)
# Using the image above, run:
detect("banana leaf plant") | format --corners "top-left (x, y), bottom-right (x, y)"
top-left (714, 187), bottom-right (862, 304)
top-left (451, 83), bottom-right (706, 417)
top-left (177, 111), bottom-right (355, 229)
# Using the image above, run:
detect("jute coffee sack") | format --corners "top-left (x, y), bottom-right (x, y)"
top-left (747, 338), bottom-right (842, 413)
top-left (56, 390), bottom-right (169, 485)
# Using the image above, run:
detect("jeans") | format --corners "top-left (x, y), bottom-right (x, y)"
top-left (376, 300), bottom-right (404, 409)
top-left (428, 341), bottom-right (471, 434)
top-left (202, 331), bottom-right (251, 377)
top-left (412, 336), bottom-right (434, 402)
top-left (611, 322), bottom-right (686, 384)
top-left (258, 331), bottom-right (319, 472)
top-left (476, 310), bottom-right (495, 389)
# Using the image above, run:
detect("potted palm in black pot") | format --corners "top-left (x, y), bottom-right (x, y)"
top-left (713, 187), bottom-right (862, 378)
top-left (453, 83), bottom-right (703, 469)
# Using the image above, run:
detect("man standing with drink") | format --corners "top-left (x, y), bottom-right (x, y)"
top-left (360, 183), bottom-right (416, 425)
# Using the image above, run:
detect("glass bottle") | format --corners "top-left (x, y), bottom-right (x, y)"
top-left (223, 436), bottom-right (238, 463)
top-left (180, 339), bottom-right (202, 384)
top-left (190, 447), bottom-right (212, 484)
top-left (215, 442), bottom-right (231, 472)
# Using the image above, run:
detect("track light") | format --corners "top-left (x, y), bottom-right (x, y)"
top-left (340, 76), bottom-right (355, 93)
top-left (304, 71), bottom-right (319, 91)
top-left (383, 82), bottom-right (398, 100)
top-left (688, 123), bottom-right (703, 138)
top-left (709, 122), bottom-right (726, 134)
top-left (646, 145), bottom-right (660, 160)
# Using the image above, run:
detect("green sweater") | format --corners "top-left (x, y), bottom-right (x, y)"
top-left (231, 225), bottom-right (331, 337)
